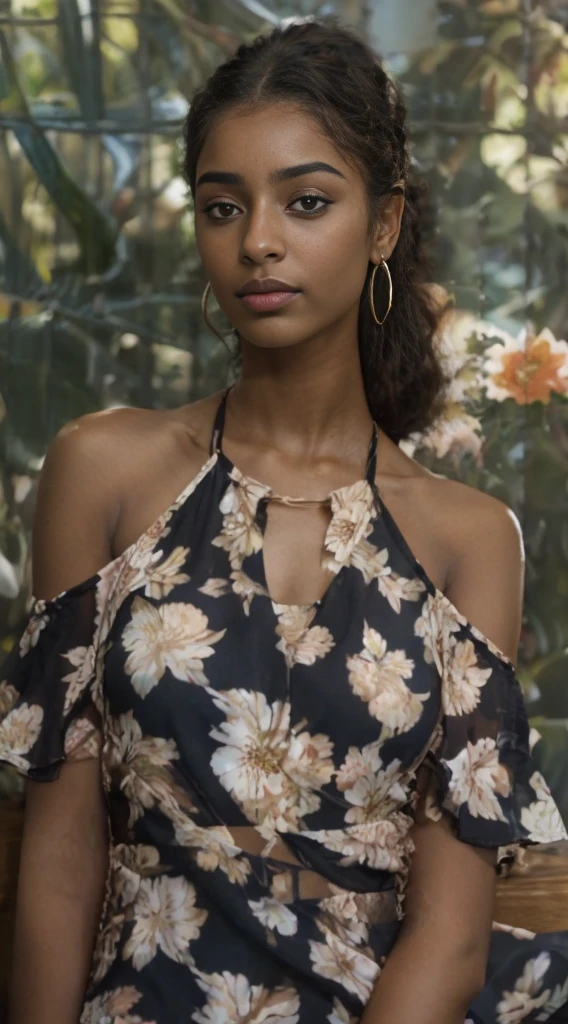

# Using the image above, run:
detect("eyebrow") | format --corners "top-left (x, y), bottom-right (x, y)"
top-left (195, 161), bottom-right (347, 189)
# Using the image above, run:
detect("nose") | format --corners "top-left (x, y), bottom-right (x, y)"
top-left (239, 200), bottom-right (285, 263)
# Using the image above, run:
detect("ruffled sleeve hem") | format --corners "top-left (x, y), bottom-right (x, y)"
top-left (418, 610), bottom-right (568, 873)
top-left (0, 579), bottom-right (102, 783)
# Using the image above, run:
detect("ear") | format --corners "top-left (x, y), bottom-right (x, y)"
top-left (369, 191), bottom-right (405, 265)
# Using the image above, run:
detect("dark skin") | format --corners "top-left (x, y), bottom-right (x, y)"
top-left (10, 102), bottom-right (525, 1024)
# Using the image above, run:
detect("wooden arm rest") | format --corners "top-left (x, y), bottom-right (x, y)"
top-left (495, 842), bottom-right (568, 932)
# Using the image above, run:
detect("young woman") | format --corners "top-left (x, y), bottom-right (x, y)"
top-left (1, 17), bottom-right (567, 1024)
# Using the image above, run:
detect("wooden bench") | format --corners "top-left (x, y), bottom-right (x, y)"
top-left (1, 803), bottom-right (567, 1017)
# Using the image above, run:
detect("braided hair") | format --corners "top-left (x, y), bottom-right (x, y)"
top-left (183, 16), bottom-right (448, 443)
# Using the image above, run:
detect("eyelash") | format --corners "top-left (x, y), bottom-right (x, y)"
top-left (202, 192), bottom-right (332, 220)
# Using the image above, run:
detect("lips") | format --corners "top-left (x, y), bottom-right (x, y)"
top-left (236, 278), bottom-right (299, 296)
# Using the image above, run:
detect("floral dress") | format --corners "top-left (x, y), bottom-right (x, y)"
top-left (1, 387), bottom-right (567, 1024)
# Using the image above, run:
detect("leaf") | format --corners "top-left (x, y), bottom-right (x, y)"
top-left (0, 209), bottom-right (46, 296)
top-left (0, 30), bottom-right (117, 274)
top-left (59, 0), bottom-right (104, 121)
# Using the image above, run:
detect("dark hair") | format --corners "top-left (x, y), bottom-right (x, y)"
top-left (183, 16), bottom-right (449, 444)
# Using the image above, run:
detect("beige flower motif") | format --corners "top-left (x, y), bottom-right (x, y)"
top-left (0, 680), bottom-right (17, 716)
top-left (442, 636), bottom-right (493, 716)
top-left (80, 985), bottom-right (155, 1024)
top-left (302, 817), bottom-right (414, 873)
top-left (209, 688), bottom-right (334, 834)
top-left (123, 875), bottom-right (207, 971)
top-left (141, 546), bottom-right (191, 600)
top-left (520, 771), bottom-right (568, 843)
top-left (347, 623), bottom-right (428, 734)
top-left (336, 742), bottom-right (407, 823)
top-left (492, 921), bottom-right (536, 941)
top-left (61, 644), bottom-right (96, 713)
top-left (64, 716), bottom-right (102, 761)
top-left (18, 610), bottom-right (49, 657)
top-left (192, 970), bottom-right (300, 1024)
top-left (248, 896), bottom-right (298, 936)
top-left (212, 469), bottom-right (270, 571)
top-left (0, 702), bottom-right (43, 772)
top-left (327, 998), bottom-right (358, 1024)
top-left (270, 871), bottom-right (295, 904)
top-left (106, 710), bottom-right (181, 827)
top-left (322, 480), bottom-right (376, 574)
top-left (496, 951), bottom-right (552, 1024)
top-left (231, 570), bottom-right (268, 615)
top-left (536, 976), bottom-right (568, 1021)
top-left (273, 605), bottom-right (335, 668)
top-left (122, 597), bottom-right (225, 696)
top-left (446, 737), bottom-right (511, 822)
top-left (309, 930), bottom-right (379, 1001)
top-left (350, 540), bottom-right (426, 611)
top-left (172, 819), bottom-right (252, 885)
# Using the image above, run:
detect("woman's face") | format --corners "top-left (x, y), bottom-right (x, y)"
top-left (194, 102), bottom-right (402, 353)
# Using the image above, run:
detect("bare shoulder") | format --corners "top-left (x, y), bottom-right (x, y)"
top-left (32, 392), bottom-right (223, 600)
top-left (379, 436), bottom-right (524, 661)
top-left (423, 471), bottom-right (525, 663)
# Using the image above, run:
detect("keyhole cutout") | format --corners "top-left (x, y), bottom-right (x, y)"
top-left (260, 500), bottom-right (337, 607)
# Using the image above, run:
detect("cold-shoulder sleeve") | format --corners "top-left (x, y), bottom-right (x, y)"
top-left (0, 579), bottom-right (103, 782)
top-left (418, 600), bottom-right (568, 871)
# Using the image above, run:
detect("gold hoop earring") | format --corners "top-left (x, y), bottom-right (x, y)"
top-left (201, 280), bottom-right (231, 346)
top-left (368, 257), bottom-right (392, 325)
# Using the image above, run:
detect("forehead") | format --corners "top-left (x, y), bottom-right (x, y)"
top-left (196, 102), bottom-right (354, 183)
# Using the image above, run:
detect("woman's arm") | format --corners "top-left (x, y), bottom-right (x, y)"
top-left (361, 778), bottom-right (497, 1024)
top-left (8, 418), bottom-right (120, 1024)
top-left (9, 763), bottom-right (109, 1024)
top-left (362, 490), bottom-right (525, 1024)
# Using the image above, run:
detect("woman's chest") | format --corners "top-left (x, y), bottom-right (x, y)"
top-left (100, 564), bottom-right (443, 784)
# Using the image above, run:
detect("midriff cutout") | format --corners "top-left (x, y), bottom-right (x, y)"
top-left (225, 825), bottom-right (336, 899)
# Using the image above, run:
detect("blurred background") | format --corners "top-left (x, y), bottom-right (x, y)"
top-left (0, 0), bottom-right (567, 967)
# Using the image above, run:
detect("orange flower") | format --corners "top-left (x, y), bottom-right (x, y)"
top-left (483, 326), bottom-right (568, 404)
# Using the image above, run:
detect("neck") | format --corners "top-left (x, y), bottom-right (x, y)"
top-left (229, 333), bottom-right (374, 464)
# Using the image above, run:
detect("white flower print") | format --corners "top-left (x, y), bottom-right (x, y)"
top-left (446, 737), bottom-right (511, 822)
top-left (122, 597), bottom-right (225, 696)
top-left (192, 970), bottom-right (300, 1024)
top-left (141, 546), bottom-right (192, 600)
top-left (231, 570), bottom-right (268, 615)
top-left (347, 623), bottom-right (428, 734)
top-left (61, 644), bottom-right (96, 713)
top-left (209, 688), bottom-right (334, 834)
top-left (106, 710), bottom-right (181, 827)
top-left (520, 772), bottom-right (568, 842)
top-left (350, 540), bottom-right (425, 611)
top-left (303, 817), bottom-right (414, 873)
top-left (172, 819), bottom-right (252, 886)
top-left (0, 680), bottom-right (17, 716)
top-left (274, 605), bottom-right (335, 668)
top-left (80, 984), bottom-right (156, 1024)
top-left (309, 931), bottom-right (379, 1001)
top-left (18, 610), bottom-right (49, 657)
top-left (64, 715), bottom-right (101, 760)
top-left (0, 702), bottom-right (43, 772)
top-left (327, 998), bottom-right (357, 1024)
top-left (414, 590), bottom-right (468, 677)
top-left (248, 896), bottom-right (298, 936)
top-left (212, 469), bottom-right (270, 571)
top-left (336, 742), bottom-right (407, 823)
top-left (536, 976), bottom-right (568, 1021)
top-left (123, 875), bottom-right (207, 971)
top-left (322, 481), bottom-right (376, 573)
top-left (496, 951), bottom-right (552, 1023)
top-left (442, 636), bottom-right (493, 717)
